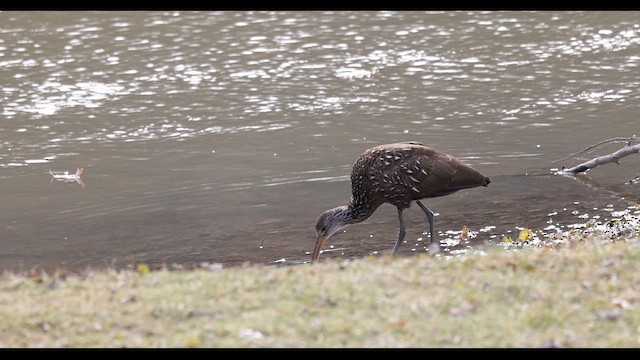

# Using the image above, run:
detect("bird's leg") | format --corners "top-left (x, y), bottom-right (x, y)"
top-left (415, 200), bottom-right (435, 244)
top-left (392, 208), bottom-right (407, 255)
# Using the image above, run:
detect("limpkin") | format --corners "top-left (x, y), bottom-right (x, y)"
top-left (312, 141), bottom-right (490, 262)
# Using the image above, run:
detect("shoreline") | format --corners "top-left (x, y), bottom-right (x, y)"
top-left (1, 207), bottom-right (639, 347)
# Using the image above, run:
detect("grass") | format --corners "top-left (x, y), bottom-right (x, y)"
top-left (1, 231), bottom-right (640, 347)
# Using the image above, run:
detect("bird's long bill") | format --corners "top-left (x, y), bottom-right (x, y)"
top-left (312, 235), bottom-right (327, 263)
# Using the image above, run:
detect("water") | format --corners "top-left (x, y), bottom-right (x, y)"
top-left (1, 11), bottom-right (639, 270)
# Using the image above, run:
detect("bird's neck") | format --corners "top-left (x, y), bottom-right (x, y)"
top-left (347, 196), bottom-right (379, 223)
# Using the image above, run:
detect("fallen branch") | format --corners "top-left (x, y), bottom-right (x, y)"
top-left (552, 136), bottom-right (636, 165)
top-left (556, 137), bottom-right (640, 177)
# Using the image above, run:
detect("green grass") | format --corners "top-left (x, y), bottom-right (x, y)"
top-left (2, 234), bottom-right (640, 347)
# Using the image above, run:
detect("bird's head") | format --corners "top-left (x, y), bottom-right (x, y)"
top-left (312, 206), bottom-right (351, 263)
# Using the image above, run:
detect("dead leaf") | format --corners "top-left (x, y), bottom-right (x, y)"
top-left (460, 226), bottom-right (469, 241)
top-left (518, 228), bottom-right (533, 241)
top-left (136, 263), bottom-right (150, 275)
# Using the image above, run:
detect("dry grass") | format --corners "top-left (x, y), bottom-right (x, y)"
top-left (2, 235), bottom-right (640, 348)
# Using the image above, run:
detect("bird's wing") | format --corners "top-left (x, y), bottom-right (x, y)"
top-left (363, 144), bottom-right (450, 198)
top-left (382, 144), bottom-right (485, 199)
top-left (396, 146), bottom-right (458, 197)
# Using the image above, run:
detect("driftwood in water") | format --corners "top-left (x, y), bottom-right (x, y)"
top-left (555, 136), bottom-right (640, 183)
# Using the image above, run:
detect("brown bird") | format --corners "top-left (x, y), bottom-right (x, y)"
top-left (313, 141), bottom-right (490, 262)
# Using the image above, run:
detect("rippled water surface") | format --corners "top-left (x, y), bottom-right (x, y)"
top-left (1, 11), bottom-right (639, 270)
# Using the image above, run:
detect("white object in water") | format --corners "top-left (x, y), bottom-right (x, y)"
top-left (50, 168), bottom-right (84, 188)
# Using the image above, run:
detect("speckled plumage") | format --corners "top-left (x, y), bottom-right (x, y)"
top-left (313, 141), bottom-right (490, 262)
